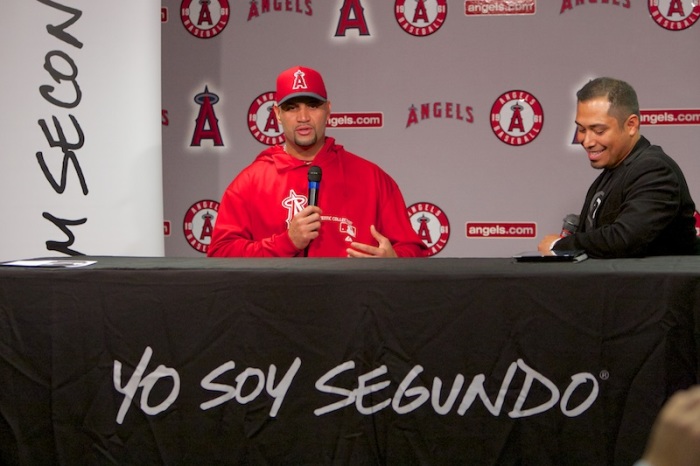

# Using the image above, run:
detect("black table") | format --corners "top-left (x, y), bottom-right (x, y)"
top-left (1, 256), bottom-right (698, 465)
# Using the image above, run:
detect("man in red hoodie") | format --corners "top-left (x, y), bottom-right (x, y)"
top-left (208, 66), bottom-right (426, 258)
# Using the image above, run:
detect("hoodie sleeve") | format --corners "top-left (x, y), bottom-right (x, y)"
top-left (376, 172), bottom-right (428, 258)
top-left (207, 171), bottom-right (303, 258)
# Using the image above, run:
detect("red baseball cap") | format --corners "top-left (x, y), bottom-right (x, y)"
top-left (275, 66), bottom-right (327, 105)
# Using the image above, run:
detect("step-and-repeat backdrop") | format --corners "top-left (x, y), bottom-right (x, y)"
top-left (3, 2), bottom-right (698, 260)
top-left (161, 0), bottom-right (700, 257)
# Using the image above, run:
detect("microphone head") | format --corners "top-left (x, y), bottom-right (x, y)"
top-left (563, 214), bottom-right (579, 228)
top-left (308, 165), bottom-right (322, 182)
top-left (560, 213), bottom-right (580, 237)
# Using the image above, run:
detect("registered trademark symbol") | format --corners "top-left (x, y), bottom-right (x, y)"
top-left (599, 370), bottom-right (610, 380)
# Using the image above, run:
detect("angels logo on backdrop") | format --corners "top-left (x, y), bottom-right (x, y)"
top-left (181, 0), bottom-right (230, 38)
top-left (408, 203), bottom-right (450, 256)
top-left (183, 200), bottom-right (219, 253)
top-left (247, 0), bottom-right (313, 21)
top-left (559, 0), bottom-right (630, 14)
top-left (335, 0), bottom-right (371, 36)
top-left (406, 101), bottom-right (474, 127)
top-left (395, 0), bottom-right (447, 36)
top-left (191, 86), bottom-right (225, 147)
top-left (490, 90), bottom-right (544, 146)
top-left (649, 0), bottom-right (700, 31)
top-left (248, 92), bottom-right (284, 146)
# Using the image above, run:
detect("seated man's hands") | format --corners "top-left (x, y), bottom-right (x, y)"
top-left (347, 225), bottom-right (397, 258)
top-left (538, 234), bottom-right (561, 253)
top-left (288, 206), bottom-right (322, 250)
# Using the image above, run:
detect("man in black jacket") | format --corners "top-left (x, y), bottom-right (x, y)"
top-left (538, 77), bottom-right (699, 258)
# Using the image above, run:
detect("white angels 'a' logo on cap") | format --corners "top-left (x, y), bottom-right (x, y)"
top-left (292, 70), bottom-right (308, 90)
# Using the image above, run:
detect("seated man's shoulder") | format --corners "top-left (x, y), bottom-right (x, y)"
top-left (338, 149), bottom-right (385, 174)
top-left (633, 146), bottom-right (683, 173)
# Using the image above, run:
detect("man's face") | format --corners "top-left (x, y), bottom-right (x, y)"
top-left (275, 97), bottom-right (330, 156)
top-left (575, 96), bottom-right (639, 170)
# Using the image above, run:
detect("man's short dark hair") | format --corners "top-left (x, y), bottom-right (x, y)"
top-left (576, 77), bottom-right (640, 126)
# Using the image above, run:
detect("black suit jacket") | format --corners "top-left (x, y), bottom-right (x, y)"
top-left (555, 136), bottom-right (698, 258)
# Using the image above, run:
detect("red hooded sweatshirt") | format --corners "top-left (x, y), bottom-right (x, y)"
top-left (208, 137), bottom-right (427, 257)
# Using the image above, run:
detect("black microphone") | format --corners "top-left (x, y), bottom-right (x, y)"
top-left (304, 166), bottom-right (322, 257)
top-left (560, 214), bottom-right (579, 237)
top-left (307, 165), bottom-right (321, 207)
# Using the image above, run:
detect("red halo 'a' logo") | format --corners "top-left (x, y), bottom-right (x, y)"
top-left (183, 200), bottom-right (219, 253)
top-left (490, 90), bottom-right (544, 146)
top-left (181, 0), bottom-right (230, 39)
top-left (408, 202), bottom-right (450, 256)
top-left (248, 92), bottom-right (285, 146)
top-left (648, 0), bottom-right (700, 31)
top-left (395, 0), bottom-right (448, 37)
